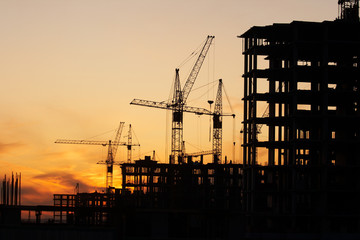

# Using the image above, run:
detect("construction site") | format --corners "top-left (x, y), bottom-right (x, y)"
top-left (1, 1), bottom-right (360, 239)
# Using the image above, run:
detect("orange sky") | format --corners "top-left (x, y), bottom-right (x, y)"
top-left (0, 0), bottom-right (336, 205)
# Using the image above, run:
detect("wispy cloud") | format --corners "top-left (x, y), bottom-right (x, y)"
top-left (0, 142), bottom-right (25, 155)
top-left (33, 171), bottom-right (93, 193)
top-left (21, 185), bottom-right (50, 205)
top-left (15, 171), bottom-right (97, 205)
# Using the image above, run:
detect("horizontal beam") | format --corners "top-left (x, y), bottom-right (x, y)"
top-left (55, 140), bottom-right (127, 146)
top-left (131, 99), bottom-right (234, 116)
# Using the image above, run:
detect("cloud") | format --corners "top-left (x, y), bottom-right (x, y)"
top-left (12, 170), bottom-right (99, 205)
top-left (0, 142), bottom-right (25, 155)
top-left (33, 171), bottom-right (93, 193)
top-left (1, 169), bottom-right (102, 205)
top-left (21, 185), bottom-right (50, 205)
top-left (41, 150), bottom-right (69, 158)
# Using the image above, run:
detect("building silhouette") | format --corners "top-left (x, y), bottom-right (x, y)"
top-left (240, 1), bottom-right (360, 234)
top-left (2, 1), bottom-right (360, 239)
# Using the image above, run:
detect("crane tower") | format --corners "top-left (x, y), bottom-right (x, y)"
top-left (212, 79), bottom-right (223, 164)
top-left (131, 36), bottom-right (214, 164)
top-left (55, 123), bottom-right (140, 189)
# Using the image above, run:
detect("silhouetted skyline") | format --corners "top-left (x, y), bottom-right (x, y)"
top-left (0, 0), bottom-right (337, 205)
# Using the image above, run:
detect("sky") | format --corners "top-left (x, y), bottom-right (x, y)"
top-left (0, 0), bottom-right (337, 205)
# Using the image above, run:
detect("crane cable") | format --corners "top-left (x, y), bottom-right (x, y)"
top-left (222, 82), bottom-right (236, 162)
top-left (177, 37), bottom-right (208, 69)
top-left (187, 81), bottom-right (218, 104)
top-left (131, 127), bottom-right (140, 146)
top-left (222, 84), bottom-right (234, 114)
top-left (210, 40), bottom-right (216, 142)
top-left (131, 128), bottom-right (141, 161)
top-left (233, 117), bottom-right (236, 163)
top-left (166, 70), bottom-right (178, 103)
top-left (165, 108), bottom-right (170, 162)
top-left (191, 79), bottom-right (218, 92)
top-left (186, 140), bottom-right (203, 152)
top-left (83, 128), bottom-right (117, 141)
top-left (212, 39), bottom-right (216, 97)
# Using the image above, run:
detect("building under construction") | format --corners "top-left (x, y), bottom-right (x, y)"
top-left (51, 157), bottom-right (242, 238)
top-left (240, 0), bottom-right (360, 235)
top-left (0, 157), bottom-right (243, 239)
top-left (2, 1), bottom-right (360, 239)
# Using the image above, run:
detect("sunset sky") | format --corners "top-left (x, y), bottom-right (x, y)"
top-left (0, 0), bottom-right (336, 205)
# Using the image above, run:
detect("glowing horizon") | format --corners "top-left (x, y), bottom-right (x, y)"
top-left (0, 0), bottom-right (337, 205)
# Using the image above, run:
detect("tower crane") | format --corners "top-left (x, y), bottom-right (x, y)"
top-left (127, 124), bottom-right (132, 163)
top-left (131, 36), bottom-right (214, 164)
top-left (126, 124), bottom-right (139, 163)
top-left (213, 79), bottom-right (223, 164)
top-left (55, 122), bottom-right (140, 189)
top-left (212, 79), bottom-right (236, 164)
top-left (183, 79), bottom-right (232, 164)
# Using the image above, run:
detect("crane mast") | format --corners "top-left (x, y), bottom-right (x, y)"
top-left (104, 122), bottom-right (125, 188)
top-left (171, 69), bottom-right (184, 164)
top-left (127, 124), bottom-right (133, 163)
top-left (213, 79), bottom-right (223, 164)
